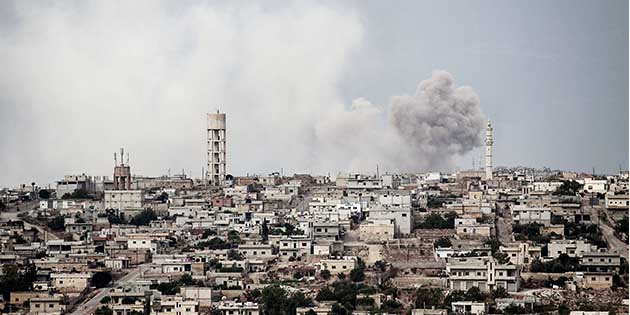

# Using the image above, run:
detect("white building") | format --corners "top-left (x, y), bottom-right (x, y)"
top-left (367, 206), bottom-right (412, 235)
top-left (510, 205), bottom-right (551, 226)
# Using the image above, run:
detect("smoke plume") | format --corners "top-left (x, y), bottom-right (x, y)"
top-left (315, 70), bottom-right (486, 173)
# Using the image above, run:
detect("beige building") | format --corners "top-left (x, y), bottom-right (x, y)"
top-left (104, 190), bottom-right (143, 210)
top-left (319, 256), bottom-right (357, 275)
top-left (446, 257), bottom-right (520, 292)
top-left (29, 296), bottom-right (65, 315)
top-left (500, 242), bottom-right (542, 265)
top-left (359, 220), bottom-right (396, 241)
top-left (50, 273), bottom-right (91, 293)
top-left (577, 272), bottom-right (613, 289)
top-left (547, 240), bottom-right (594, 258)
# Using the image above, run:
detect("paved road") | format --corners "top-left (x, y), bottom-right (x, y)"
top-left (588, 205), bottom-right (628, 259)
top-left (70, 266), bottom-right (144, 315)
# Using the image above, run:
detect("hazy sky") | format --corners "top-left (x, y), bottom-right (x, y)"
top-left (0, 0), bottom-right (627, 188)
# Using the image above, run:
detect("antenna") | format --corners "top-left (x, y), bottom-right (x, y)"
top-left (120, 148), bottom-right (125, 166)
top-left (114, 152), bottom-right (117, 166)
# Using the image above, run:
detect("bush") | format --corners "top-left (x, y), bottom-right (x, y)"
top-left (553, 180), bottom-right (583, 196)
top-left (417, 212), bottom-right (456, 229)
top-left (38, 189), bottom-right (51, 199)
top-left (349, 268), bottom-right (365, 282)
top-left (47, 216), bottom-right (65, 231)
top-left (320, 269), bottom-right (331, 280)
top-left (434, 237), bottom-right (452, 248)
top-left (95, 306), bottom-right (113, 315)
top-left (100, 296), bottom-right (111, 304)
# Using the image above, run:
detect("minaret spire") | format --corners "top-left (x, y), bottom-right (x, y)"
top-left (485, 120), bottom-right (494, 180)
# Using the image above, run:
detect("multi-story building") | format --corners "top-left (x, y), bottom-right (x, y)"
top-left (446, 257), bottom-right (520, 292)
top-left (580, 251), bottom-right (621, 273)
top-left (217, 301), bottom-right (260, 315)
top-left (510, 205), bottom-right (551, 226)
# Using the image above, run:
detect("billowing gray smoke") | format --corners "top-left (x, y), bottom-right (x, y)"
top-left (315, 70), bottom-right (486, 173)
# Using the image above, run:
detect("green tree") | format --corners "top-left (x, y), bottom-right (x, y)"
top-left (260, 285), bottom-right (293, 315)
top-left (91, 271), bottom-right (113, 288)
top-left (95, 306), bottom-right (113, 315)
top-left (615, 216), bottom-right (629, 237)
top-left (330, 303), bottom-right (348, 315)
top-left (414, 288), bottom-right (444, 309)
top-left (227, 249), bottom-right (244, 260)
top-left (261, 220), bottom-right (269, 242)
top-left (433, 237), bottom-right (452, 248)
top-left (130, 209), bottom-right (157, 226)
top-left (157, 192), bottom-right (169, 203)
top-left (227, 230), bottom-right (241, 244)
top-left (349, 268), bottom-right (365, 282)
top-left (553, 180), bottom-right (583, 196)
top-left (320, 269), bottom-right (332, 280)
top-left (100, 297), bottom-right (111, 304)
top-left (315, 286), bottom-right (335, 301)
top-left (47, 215), bottom-right (65, 231)
top-left (38, 189), bottom-right (51, 199)
top-left (493, 251), bottom-right (511, 264)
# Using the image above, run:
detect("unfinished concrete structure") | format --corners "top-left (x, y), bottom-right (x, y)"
top-left (113, 148), bottom-right (131, 190)
top-left (207, 111), bottom-right (226, 186)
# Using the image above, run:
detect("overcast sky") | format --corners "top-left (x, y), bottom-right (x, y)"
top-left (0, 0), bottom-right (627, 188)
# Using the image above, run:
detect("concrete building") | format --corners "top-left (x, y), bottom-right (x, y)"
top-left (50, 273), bottom-right (91, 293)
top-left (580, 251), bottom-right (621, 273)
top-left (576, 272), bottom-right (613, 289)
top-left (455, 218), bottom-right (493, 238)
top-left (207, 111), bottom-right (226, 186)
top-left (55, 174), bottom-right (96, 197)
top-left (485, 120), bottom-right (493, 180)
top-left (446, 257), bottom-right (520, 292)
top-left (104, 190), bottom-right (143, 210)
top-left (546, 240), bottom-right (594, 258)
top-left (452, 301), bottom-right (486, 315)
top-left (217, 301), bottom-right (260, 315)
top-left (367, 206), bottom-right (412, 236)
top-left (113, 148), bottom-right (132, 190)
top-left (499, 243), bottom-right (542, 265)
top-left (510, 205), bottom-right (551, 226)
top-left (29, 296), bottom-right (65, 315)
top-left (319, 256), bottom-right (357, 275)
top-left (359, 219), bottom-right (396, 241)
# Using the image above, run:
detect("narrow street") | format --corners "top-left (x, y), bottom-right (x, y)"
top-left (496, 207), bottom-right (513, 244)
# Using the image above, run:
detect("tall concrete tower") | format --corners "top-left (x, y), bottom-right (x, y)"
top-left (114, 147), bottom-right (131, 190)
top-left (485, 120), bottom-right (494, 180)
top-left (207, 111), bottom-right (226, 186)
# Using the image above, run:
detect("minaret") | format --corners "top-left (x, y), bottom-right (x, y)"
top-left (485, 120), bottom-right (493, 180)
top-left (207, 110), bottom-right (226, 186)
